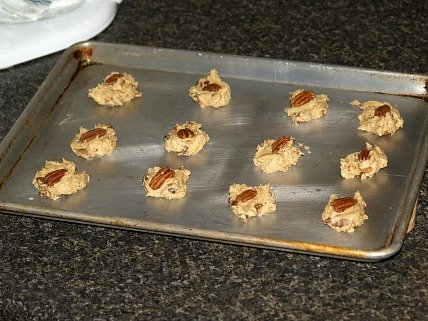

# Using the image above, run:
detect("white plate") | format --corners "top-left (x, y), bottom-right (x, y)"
top-left (0, 0), bottom-right (120, 69)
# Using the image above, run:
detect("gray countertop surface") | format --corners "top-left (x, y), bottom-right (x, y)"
top-left (0, 1), bottom-right (427, 320)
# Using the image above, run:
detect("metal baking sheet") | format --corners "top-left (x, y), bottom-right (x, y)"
top-left (0, 42), bottom-right (427, 262)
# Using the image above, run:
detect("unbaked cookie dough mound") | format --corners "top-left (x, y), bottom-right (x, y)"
top-left (340, 142), bottom-right (388, 180)
top-left (253, 136), bottom-right (303, 173)
top-left (352, 100), bottom-right (404, 136)
top-left (285, 89), bottom-right (329, 124)
top-left (188, 69), bottom-right (231, 108)
top-left (88, 72), bottom-right (142, 106)
top-left (143, 166), bottom-right (191, 200)
top-left (228, 183), bottom-right (276, 222)
top-left (71, 124), bottom-right (117, 159)
top-left (322, 191), bottom-right (368, 233)
top-left (33, 159), bottom-right (89, 200)
top-left (164, 121), bottom-right (210, 156)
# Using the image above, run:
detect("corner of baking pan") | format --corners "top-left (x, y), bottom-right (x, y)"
top-left (365, 126), bottom-right (428, 262)
top-left (257, 237), bottom-right (404, 262)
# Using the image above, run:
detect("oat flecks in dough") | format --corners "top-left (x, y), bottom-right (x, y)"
top-left (253, 136), bottom-right (303, 173)
top-left (228, 183), bottom-right (276, 222)
top-left (164, 121), bottom-right (210, 156)
top-left (352, 100), bottom-right (404, 136)
top-left (285, 89), bottom-right (329, 124)
top-left (88, 72), bottom-right (142, 107)
top-left (32, 159), bottom-right (89, 200)
top-left (143, 166), bottom-right (191, 200)
top-left (322, 191), bottom-right (368, 233)
top-left (70, 124), bottom-right (117, 159)
top-left (340, 142), bottom-right (388, 179)
top-left (188, 69), bottom-right (231, 108)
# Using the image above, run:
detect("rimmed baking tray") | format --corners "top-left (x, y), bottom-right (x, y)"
top-left (0, 42), bottom-right (427, 262)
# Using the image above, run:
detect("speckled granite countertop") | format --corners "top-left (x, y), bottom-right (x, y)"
top-left (1, 1), bottom-right (427, 320)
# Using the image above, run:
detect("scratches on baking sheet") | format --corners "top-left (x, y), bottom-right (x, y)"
top-left (314, 152), bottom-right (341, 166)
top-left (326, 117), bottom-right (346, 130)
top-left (384, 173), bottom-right (408, 178)
top-left (197, 212), bottom-right (206, 222)
top-left (59, 113), bottom-right (73, 126)
top-left (114, 144), bottom-right (165, 161)
top-left (143, 84), bottom-right (184, 89)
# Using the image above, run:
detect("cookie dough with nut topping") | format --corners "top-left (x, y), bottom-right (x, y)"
top-left (285, 89), bottom-right (329, 124)
top-left (164, 121), bottom-right (210, 156)
top-left (352, 100), bottom-right (404, 136)
top-left (253, 136), bottom-right (304, 173)
top-left (340, 142), bottom-right (388, 180)
top-left (188, 69), bottom-right (231, 108)
top-left (322, 191), bottom-right (368, 233)
top-left (33, 159), bottom-right (89, 200)
top-left (228, 183), bottom-right (276, 221)
top-left (88, 72), bottom-right (142, 107)
top-left (70, 124), bottom-right (117, 159)
top-left (143, 166), bottom-right (191, 200)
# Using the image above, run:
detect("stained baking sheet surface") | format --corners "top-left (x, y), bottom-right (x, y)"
top-left (0, 42), bottom-right (427, 261)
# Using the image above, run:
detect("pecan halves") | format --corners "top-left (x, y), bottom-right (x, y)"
top-left (202, 83), bottom-right (221, 92)
top-left (358, 149), bottom-right (371, 161)
top-left (149, 167), bottom-right (175, 190)
top-left (177, 128), bottom-right (195, 139)
top-left (374, 104), bottom-right (391, 117)
top-left (105, 73), bottom-right (123, 85)
top-left (271, 136), bottom-right (291, 153)
top-left (80, 128), bottom-right (107, 142)
top-left (39, 169), bottom-right (67, 186)
top-left (291, 90), bottom-right (316, 107)
top-left (330, 197), bottom-right (357, 212)
top-left (231, 189), bottom-right (257, 206)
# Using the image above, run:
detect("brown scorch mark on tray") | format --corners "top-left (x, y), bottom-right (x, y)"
top-left (72, 48), bottom-right (93, 62)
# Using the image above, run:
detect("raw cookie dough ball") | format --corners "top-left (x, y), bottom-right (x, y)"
top-left (351, 100), bottom-right (404, 136)
top-left (322, 191), bottom-right (368, 233)
top-left (340, 142), bottom-right (388, 179)
top-left (143, 166), bottom-right (191, 200)
top-left (164, 121), bottom-right (210, 156)
top-left (88, 72), bottom-right (142, 106)
top-left (285, 89), bottom-right (329, 124)
top-left (253, 135), bottom-right (303, 173)
top-left (188, 69), bottom-right (231, 108)
top-left (70, 124), bottom-right (117, 159)
top-left (228, 183), bottom-right (276, 222)
top-left (33, 159), bottom-right (89, 200)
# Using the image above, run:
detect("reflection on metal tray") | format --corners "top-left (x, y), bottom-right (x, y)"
top-left (0, 42), bottom-right (427, 262)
